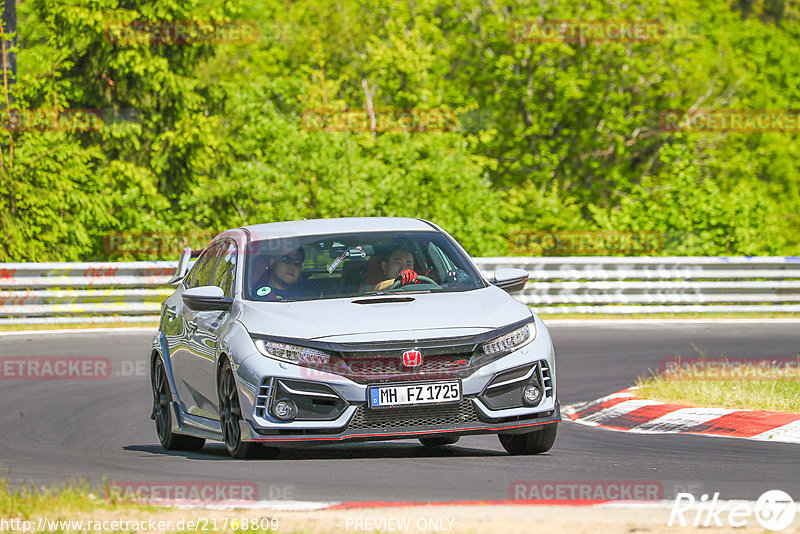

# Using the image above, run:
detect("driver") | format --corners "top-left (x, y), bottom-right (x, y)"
top-left (253, 248), bottom-right (309, 301)
top-left (367, 248), bottom-right (419, 291)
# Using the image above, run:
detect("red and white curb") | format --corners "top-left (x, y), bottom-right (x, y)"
top-left (564, 387), bottom-right (800, 444)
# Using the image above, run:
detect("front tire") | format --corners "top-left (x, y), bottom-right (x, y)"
top-left (498, 423), bottom-right (557, 455)
top-left (151, 358), bottom-right (205, 451)
top-left (218, 361), bottom-right (276, 459)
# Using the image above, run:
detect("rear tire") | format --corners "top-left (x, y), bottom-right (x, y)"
top-left (419, 436), bottom-right (460, 447)
top-left (151, 358), bottom-right (205, 451)
top-left (498, 423), bottom-right (557, 455)
top-left (218, 360), bottom-right (277, 459)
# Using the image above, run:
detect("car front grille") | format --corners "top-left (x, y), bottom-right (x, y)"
top-left (311, 334), bottom-right (483, 384)
top-left (341, 353), bottom-right (473, 382)
top-left (347, 399), bottom-right (482, 431)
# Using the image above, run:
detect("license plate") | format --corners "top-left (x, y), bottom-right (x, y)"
top-left (368, 381), bottom-right (461, 409)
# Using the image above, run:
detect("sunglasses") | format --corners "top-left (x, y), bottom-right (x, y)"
top-left (279, 255), bottom-right (303, 266)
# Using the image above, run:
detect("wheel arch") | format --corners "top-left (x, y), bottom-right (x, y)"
top-left (151, 332), bottom-right (180, 402)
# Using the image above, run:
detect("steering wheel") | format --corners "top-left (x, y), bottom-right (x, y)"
top-left (387, 275), bottom-right (438, 290)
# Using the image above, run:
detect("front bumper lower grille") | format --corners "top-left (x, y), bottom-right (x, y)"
top-left (347, 399), bottom-right (481, 431)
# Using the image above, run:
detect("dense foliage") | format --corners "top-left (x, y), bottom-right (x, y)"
top-left (1, 0), bottom-right (798, 260)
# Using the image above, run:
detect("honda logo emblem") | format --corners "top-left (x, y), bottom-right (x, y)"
top-left (402, 350), bottom-right (423, 368)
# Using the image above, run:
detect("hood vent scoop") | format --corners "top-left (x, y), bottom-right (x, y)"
top-left (351, 297), bottom-right (416, 305)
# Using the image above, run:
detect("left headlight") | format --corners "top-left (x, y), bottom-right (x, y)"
top-left (482, 323), bottom-right (535, 357)
top-left (254, 339), bottom-right (331, 365)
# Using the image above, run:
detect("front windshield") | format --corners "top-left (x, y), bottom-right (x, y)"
top-left (243, 231), bottom-right (486, 302)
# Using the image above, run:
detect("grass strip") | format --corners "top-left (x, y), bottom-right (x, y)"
top-left (0, 479), bottom-right (285, 533)
top-left (635, 359), bottom-right (800, 412)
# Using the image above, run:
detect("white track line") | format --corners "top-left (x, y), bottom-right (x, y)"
top-left (170, 500), bottom-right (340, 511)
top-left (751, 419), bottom-right (800, 444)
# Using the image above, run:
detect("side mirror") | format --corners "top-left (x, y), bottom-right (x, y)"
top-left (182, 286), bottom-right (233, 312)
top-left (492, 268), bottom-right (529, 294)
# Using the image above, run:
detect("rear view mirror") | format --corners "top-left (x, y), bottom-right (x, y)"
top-left (182, 286), bottom-right (233, 311)
top-left (492, 268), bottom-right (529, 294)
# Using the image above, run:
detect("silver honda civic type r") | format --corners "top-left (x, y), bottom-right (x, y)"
top-left (150, 217), bottom-right (559, 458)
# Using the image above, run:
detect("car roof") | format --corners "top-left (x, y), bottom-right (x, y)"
top-left (238, 217), bottom-right (439, 241)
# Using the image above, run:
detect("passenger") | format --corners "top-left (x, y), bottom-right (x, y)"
top-left (253, 248), bottom-right (309, 301)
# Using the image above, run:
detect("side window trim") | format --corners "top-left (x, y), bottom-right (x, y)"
top-left (210, 239), bottom-right (237, 297)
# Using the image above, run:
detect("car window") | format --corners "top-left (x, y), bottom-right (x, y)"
top-left (243, 231), bottom-right (486, 302)
top-left (211, 240), bottom-right (237, 297)
top-left (185, 242), bottom-right (224, 289)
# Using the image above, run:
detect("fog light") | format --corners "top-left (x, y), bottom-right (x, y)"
top-left (272, 399), bottom-right (297, 421)
top-left (522, 384), bottom-right (542, 406)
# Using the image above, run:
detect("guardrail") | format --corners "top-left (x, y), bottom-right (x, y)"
top-left (1, 257), bottom-right (799, 324)
top-left (0, 263), bottom-right (175, 325)
top-left (478, 257), bottom-right (800, 314)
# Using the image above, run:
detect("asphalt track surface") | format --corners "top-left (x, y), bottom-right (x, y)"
top-left (1, 321), bottom-right (798, 503)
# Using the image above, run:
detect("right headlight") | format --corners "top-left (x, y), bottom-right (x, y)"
top-left (482, 323), bottom-right (535, 357)
top-left (254, 339), bottom-right (331, 365)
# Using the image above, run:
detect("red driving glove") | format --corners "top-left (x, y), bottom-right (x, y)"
top-left (397, 269), bottom-right (418, 285)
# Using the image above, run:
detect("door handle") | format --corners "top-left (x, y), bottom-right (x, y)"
top-left (187, 319), bottom-right (198, 331)
top-left (165, 306), bottom-right (177, 321)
